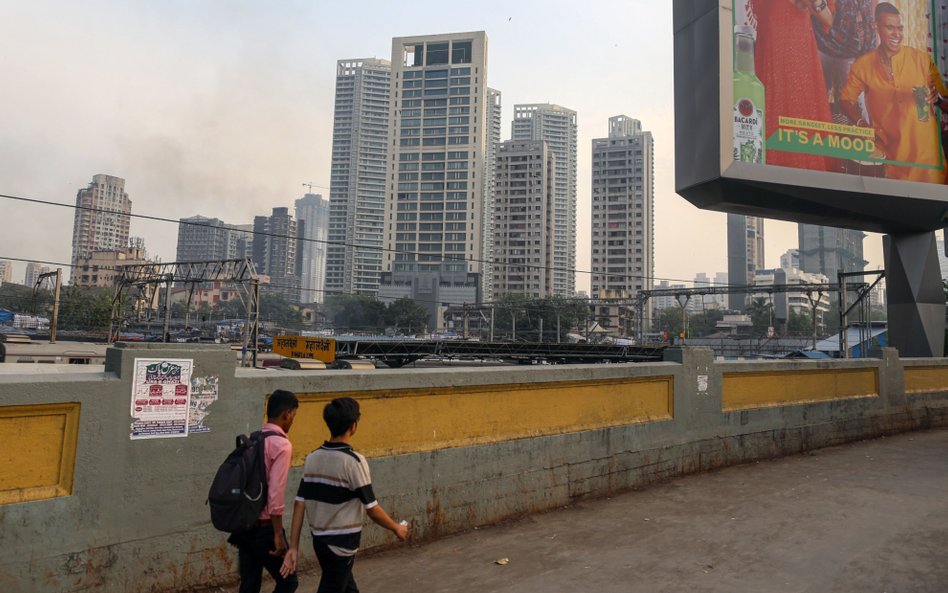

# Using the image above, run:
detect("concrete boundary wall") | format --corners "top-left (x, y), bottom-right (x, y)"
top-left (1, 344), bottom-right (947, 592)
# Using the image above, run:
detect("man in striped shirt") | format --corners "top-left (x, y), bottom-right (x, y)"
top-left (280, 397), bottom-right (409, 592)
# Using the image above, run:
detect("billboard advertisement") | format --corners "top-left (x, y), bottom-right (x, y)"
top-left (732, 0), bottom-right (948, 185)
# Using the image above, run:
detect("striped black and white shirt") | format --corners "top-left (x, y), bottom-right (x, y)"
top-left (296, 441), bottom-right (377, 555)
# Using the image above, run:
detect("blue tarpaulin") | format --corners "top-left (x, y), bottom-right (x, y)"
top-left (0, 309), bottom-right (13, 322)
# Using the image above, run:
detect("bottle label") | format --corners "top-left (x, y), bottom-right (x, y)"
top-left (733, 98), bottom-right (764, 163)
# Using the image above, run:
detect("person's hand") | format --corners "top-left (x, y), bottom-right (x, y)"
top-left (269, 531), bottom-right (288, 557)
top-left (394, 522), bottom-right (410, 542)
top-left (927, 86), bottom-right (946, 113)
top-left (280, 548), bottom-right (298, 578)
top-left (875, 127), bottom-right (890, 150)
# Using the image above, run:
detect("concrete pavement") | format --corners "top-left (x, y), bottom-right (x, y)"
top-left (206, 428), bottom-right (948, 593)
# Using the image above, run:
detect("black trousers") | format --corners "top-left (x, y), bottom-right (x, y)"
top-left (313, 539), bottom-right (359, 593)
top-left (235, 524), bottom-right (299, 593)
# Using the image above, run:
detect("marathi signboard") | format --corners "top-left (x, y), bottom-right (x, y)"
top-left (130, 358), bottom-right (193, 439)
top-left (272, 336), bottom-right (336, 363)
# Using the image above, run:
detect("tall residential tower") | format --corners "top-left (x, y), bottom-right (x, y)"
top-left (325, 58), bottom-right (391, 297)
top-left (380, 32), bottom-right (491, 327)
top-left (590, 116), bottom-right (654, 335)
top-left (71, 174), bottom-right (131, 281)
top-left (295, 193), bottom-right (330, 303)
top-left (511, 103), bottom-right (577, 296)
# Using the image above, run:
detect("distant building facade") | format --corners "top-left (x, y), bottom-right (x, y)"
top-left (798, 224), bottom-right (866, 283)
top-left (492, 140), bottom-right (556, 298)
top-left (252, 207), bottom-right (301, 304)
top-left (71, 174), bottom-right (132, 282)
top-left (727, 214), bottom-right (765, 311)
top-left (380, 32), bottom-right (492, 323)
top-left (295, 193), bottom-right (329, 304)
top-left (23, 262), bottom-right (51, 288)
top-left (325, 58), bottom-right (391, 297)
top-left (0, 260), bottom-right (13, 286)
top-left (590, 116), bottom-right (654, 336)
top-left (512, 103), bottom-right (577, 296)
top-left (74, 241), bottom-right (149, 288)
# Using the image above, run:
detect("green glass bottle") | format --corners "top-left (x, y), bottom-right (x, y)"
top-left (733, 25), bottom-right (766, 164)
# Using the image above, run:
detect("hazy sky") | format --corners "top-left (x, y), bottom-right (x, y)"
top-left (0, 0), bottom-right (885, 290)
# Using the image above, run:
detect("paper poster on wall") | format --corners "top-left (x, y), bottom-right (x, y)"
top-left (130, 358), bottom-right (194, 439)
top-left (188, 375), bottom-right (219, 434)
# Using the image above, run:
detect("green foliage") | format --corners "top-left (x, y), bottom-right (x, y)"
top-left (654, 307), bottom-right (684, 338)
top-left (491, 294), bottom-right (590, 342)
top-left (322, 294), bottom-right (388, 333)
top-left (385, 298), bottom-right (428, 334)
top-left (57, 286), bottom-right (114, 330)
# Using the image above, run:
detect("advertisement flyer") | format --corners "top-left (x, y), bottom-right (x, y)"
top-left (733, 0), bottom-right (948, 185)
top-left (188, 375), bottom-right (219, 434)
top-left (130, 358), bottom-right (194, 440)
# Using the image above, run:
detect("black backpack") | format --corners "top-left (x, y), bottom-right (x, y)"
top-left (208, 430), bottom-right (282, 533)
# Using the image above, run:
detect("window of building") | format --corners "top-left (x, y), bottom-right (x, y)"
top-left (451, 41), bottom-right (472, 64)
top-left (426, 43), bottom-right (450, 65)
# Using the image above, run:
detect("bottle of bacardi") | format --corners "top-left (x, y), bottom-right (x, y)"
top-left (733, 25), bottom-right (766, 164)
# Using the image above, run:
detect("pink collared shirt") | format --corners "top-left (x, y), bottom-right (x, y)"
top-left (259, 422), bottom-right (292, 520)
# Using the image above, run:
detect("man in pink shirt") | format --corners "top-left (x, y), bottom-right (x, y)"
top-left (233, 389), bottom-right (299, 593)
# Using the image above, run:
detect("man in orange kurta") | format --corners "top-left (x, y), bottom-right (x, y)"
top-left (840, 2), bottom-right (948, 184)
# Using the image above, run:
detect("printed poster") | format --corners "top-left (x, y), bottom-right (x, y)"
top-left (188, 375), bottom-right (219, 434)
top-left (732, 0), bottom-right (948, 185)
top-left (130, 358), bottom-right (194, 439)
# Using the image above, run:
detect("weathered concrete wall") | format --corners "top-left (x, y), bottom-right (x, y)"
top-left (1, 344), bottom-right (947, 592)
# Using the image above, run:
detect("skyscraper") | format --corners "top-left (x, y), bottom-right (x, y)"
top-left (325, 59), bottom-right (391, 297)
top-left (295, 193), bottom-right (329, 303)
top-left (0, 260), bottom-right (13, 286)
top-left (252, 207), bottom-right (301, 304)
top-left (380, 32), bottom-right (491, 325)
top-left (797, 224), bottom-right (866, 283)
top-left (71, 174), bottom-right (131, 281)
top-left (483, 87), bottom-right (503, 300)
top-left (176, 216), bottom-right (232, 262)
top-left (511, 103), bottom-right (577, 296)
top-left (590, 116), bottom-right (654, 305)
top-left (492, 140), bottom-right (555, 298)
top-left (24, 262), bottom-right (50, 288)
top-left (727, 214), bottom-right (765, 311)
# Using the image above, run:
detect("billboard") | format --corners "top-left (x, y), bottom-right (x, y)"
top-left (733, 0), bottom-right (947, 185)
top-left (673, 1), bottom-right (948, 234)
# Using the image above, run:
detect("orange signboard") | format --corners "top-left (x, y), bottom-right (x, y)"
top-left (272, 336), bottom-right (336, 363)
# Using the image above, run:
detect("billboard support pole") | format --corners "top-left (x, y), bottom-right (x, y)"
top-left (884, 232), bottom-right (945, 358)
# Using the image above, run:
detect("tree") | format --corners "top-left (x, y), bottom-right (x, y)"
top-left (322, 294), bottom-right (387, 333)
top-left (746, 297), bottom-right (774, 336)
top-left (653, 307), bottom-right (684, 338)
top-left (385, 298), bottom-right (428, 334)
top-left (57, 286), bottom-right (113, 331)
top-left (490, 294), bottom-right (590, 342)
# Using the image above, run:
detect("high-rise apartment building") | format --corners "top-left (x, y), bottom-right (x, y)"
top-left (590, 116), bottom-right (654, 306)
top-left (380, 32), bottom-right (491, 326)
top-left (71, 174), bottom-right (131, 281)
top-left (483, 87), bottom-right (502, 300)
top-left (726, 214), bottom-right (765, 311)
top-left (252, 207), bottom-right (301, 304)
top-left (176, 216), bottom-right (232, 262)
top-left (24, 262), bottom-right (51, 288)
top-left (295, 193), bottom-right (329, 303)
top-left (780, 248), bottom-right (800, 271)
top-left (0, 260), bottom-right (13, 286)
top-left (797, 224), bottom-right (866, 283)
top-left (512, 103), bottom-right (577, 296)
top-left (326, 59), bottom-right (391, 297)
top-left (492, 140), bottom-right (555, 298)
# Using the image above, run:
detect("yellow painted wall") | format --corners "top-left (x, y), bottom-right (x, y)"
top-left (722, 368), bottom-right (878, 411)
top-left (284, 376), bottom-right (674, 463)
top-left (0, 403), bottom-right (80, 505)
top-left (904, 366), bottom-right (948, 394)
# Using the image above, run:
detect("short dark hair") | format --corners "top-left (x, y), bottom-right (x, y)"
top-left (323, 397), bottom-right (361, 437)
top-left (876, 2), bottom-right (900, 20)
top-left (267, 389), bottom-right (299, 420)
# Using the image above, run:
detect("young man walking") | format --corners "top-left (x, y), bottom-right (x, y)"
top-left (233, 389), bottom-right (300, 593)
top-left (280, 397), bottom-right (408, 592)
